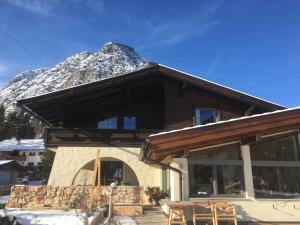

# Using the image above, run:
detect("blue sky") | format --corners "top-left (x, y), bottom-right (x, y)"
top-left (0, 0), bottom-right (299, 107)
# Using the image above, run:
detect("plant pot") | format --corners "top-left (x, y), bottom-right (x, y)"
top-left (152, 200), bottom-right (159, 206)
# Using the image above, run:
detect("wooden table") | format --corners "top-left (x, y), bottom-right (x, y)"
top-left (164, 201), bottom-right (194, 225)
top-left (164, 200), bottom-right (235, 225)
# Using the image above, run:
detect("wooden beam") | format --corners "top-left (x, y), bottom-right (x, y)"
top-left (147, 109), bottom-right (300, 161)
top-left (244, 105), bottom-right (256, 116)
top-left (241, 136), bottom-right (256, 145)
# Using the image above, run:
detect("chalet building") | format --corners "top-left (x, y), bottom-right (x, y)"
top-left (0, 139), bottom-right (45, 168)
top-left (18, 64), bottom-right (300, 222)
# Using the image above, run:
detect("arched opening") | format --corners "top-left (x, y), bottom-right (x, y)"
top-left (72, 157), bottom-right (139, 186)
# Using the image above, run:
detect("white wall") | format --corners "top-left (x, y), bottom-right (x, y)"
top-left (170, 158), bottom-right (189, 201)
top-left (18, 150), bottom-right (43, 167)
top-left (48, 146), bottom-right (161, 188)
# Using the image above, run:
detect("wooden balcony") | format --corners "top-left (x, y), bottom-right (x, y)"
top-left (44, 128), bottom-right (161, 148)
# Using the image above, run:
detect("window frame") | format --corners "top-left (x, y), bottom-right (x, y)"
top-left (123, 115), bottom-right (137, 130)
top-left (250, 131), bottom-right (300, 162)
top-left (194, 107), bottom-right (220, 126)
top-left (250, 131), bottom-right (300, 199)
top-left (97, 116), bottom-right (118, 129)
top-left (188, 142), bottom-right (245, 198)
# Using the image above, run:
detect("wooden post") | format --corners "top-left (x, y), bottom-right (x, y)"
top-left (92, 150), bottom-right (99, 187)
top-left (90, 149), bottom-right (101, 209)
top-left (97, 151), bottom-right (101, 200)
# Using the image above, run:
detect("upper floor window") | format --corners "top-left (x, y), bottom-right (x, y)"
top-left (195, 108), bottom-right (219, 125)
top-left (29, 152), bottom-right (35, 156)
top-left (124, 116), bottom-right (136, 130)
top-left (98, 116), bottom-right (118, 129)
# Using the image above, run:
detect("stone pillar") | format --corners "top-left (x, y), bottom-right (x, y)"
top-left (170, 158), bottom-right (189, 201)
top-left (241, 145), bottom-right (255, 199)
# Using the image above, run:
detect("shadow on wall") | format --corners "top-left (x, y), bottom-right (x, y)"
top-left (235, 204), bottom-right (259, 222)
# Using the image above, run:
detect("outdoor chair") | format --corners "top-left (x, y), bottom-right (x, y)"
top-left (212, 201), bottom-right (238, 225)
top-left (192, 201), bottom-right (216, 225)
top-left (167, 206), bottom-right (187, 225)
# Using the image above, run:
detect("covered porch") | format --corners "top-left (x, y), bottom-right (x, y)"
top-left (142, 107), bottom-right (300, 222)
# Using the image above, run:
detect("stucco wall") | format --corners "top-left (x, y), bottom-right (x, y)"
top-left (48, 146), bottom-right (161, 188)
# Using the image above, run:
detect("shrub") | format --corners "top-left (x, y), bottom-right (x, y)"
top-left (145, 186), bottom-right (169, 205)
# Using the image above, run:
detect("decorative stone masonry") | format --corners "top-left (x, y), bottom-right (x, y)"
top-left (6, 185), bottom-right (144, 209)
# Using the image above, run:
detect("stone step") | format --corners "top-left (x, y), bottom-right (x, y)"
top-left (143, 206), bottom-right (164, 212)
top-left (133, 206), bottom-right (168, 225)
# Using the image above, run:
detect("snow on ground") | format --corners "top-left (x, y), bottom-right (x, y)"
top-left (0, 208), bottom-right (136, 225)
top-left (0, 209), bottom-right (88, 225)
top-left (110, 216), bottom-right (136, 225)
top-left (0, 195), bottom-right (9, 204)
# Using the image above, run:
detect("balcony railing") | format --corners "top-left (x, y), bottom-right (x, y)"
top-left (44, 128), bottom-right (161, 147)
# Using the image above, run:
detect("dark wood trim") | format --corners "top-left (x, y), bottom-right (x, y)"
top-left (144, 108), bottom-right (300, 161)
top-left (18, 65), bottom-right (284, 127)
top-left (45, 127), bottom-right (161, 148)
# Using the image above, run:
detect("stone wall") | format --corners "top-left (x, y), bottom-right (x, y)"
top-left (7, 185), bottom-right (143, 209)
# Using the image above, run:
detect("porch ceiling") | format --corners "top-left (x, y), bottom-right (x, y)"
top-left (142, 107), bottom-right (300, 162)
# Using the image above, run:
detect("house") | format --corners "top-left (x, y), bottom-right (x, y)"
top-left (0, 160), bottom-right (23, 185)
top-left (17, 64), bottom-right (300, 222)
top-left (0, 139), bottom-right (45, 168)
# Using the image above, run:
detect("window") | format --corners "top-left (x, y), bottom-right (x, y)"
top-left (27, 162), bottom-right (34, 167)
top-left (251, 133), bottom-right (299, 161)
top-left (29, 152), bottom-right (35, 156)
top-left (38, 152), bottom-right (43, 156)
top-left (98, 116), bottom-right (118, 129)
top-left (195, 108), bottom-right (219, 125)
top-left (124, 116), bottom-right (136, 130)
top-left (252, 167), bottom-right (300, 198)
top-left (191, 144), bottom-right (241, 160)
top-left (188, 143), bottom-right (244, 197)
top-left (250, 133), bottom-right (300, 198)
top-left (101, 161), bottom-right (123, 185)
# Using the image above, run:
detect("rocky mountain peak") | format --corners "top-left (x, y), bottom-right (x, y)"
top-left (100, 42), bottom-right (135, 54)
top-left (0, 42), bottom-right (154, 112)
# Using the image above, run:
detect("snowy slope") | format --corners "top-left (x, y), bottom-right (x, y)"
top-left (0, 42), bottom-right (153, 112)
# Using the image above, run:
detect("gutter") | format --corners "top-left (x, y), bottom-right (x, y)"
top-left (140, 143), bottom-right (183, 201)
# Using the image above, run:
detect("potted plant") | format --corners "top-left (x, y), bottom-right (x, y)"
top-left (145, 186), bottom-right (169, 206)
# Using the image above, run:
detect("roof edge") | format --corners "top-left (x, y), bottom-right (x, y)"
top-left (150, 106), bottom-right (300, 138)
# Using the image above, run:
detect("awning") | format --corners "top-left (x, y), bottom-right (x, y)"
top-left (141, 107), bottom-right (300, 162)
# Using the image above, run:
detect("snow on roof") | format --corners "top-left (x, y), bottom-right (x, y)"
top-left (158, 64), bottom-right (285, 108)
top-left (0, 139), bottom-right (45, 152)
top-left (0, 160), bottom-right (14, 165)
top-left (19, 64), bottom-right (284, 109)
top-left (150, 106), bottom-right (300, 137)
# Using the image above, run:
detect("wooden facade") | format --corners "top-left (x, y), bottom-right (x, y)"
top-left (142, 107), bottom-right (300, 161)
top-left (17, 65), bottom-right (284, 147)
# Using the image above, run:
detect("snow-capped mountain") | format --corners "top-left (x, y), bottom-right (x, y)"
top-left (0, 42), bottom-right (154, 112)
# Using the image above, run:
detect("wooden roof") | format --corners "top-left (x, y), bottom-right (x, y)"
top-left (17, 64), bottom-right (285, 126)
top-left (142, 107), bottom-right (300, 162)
